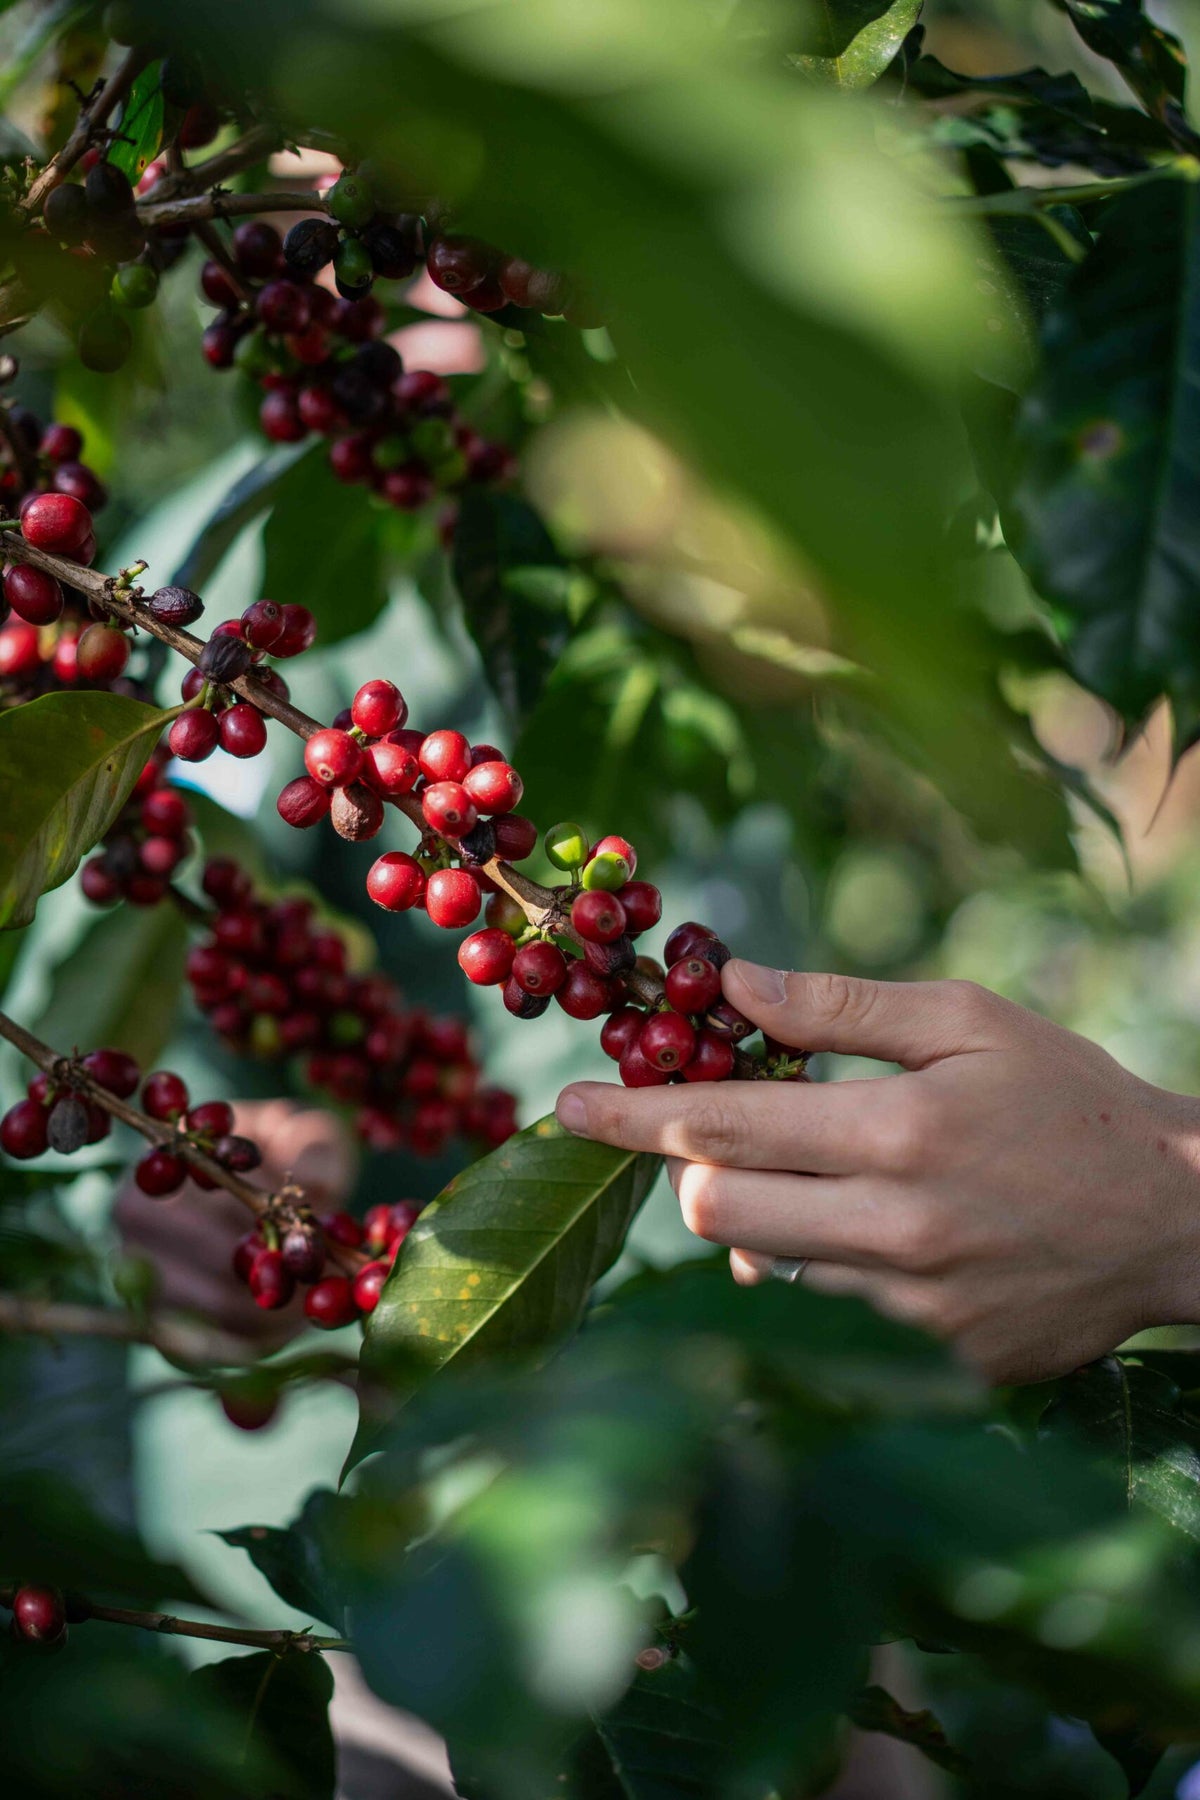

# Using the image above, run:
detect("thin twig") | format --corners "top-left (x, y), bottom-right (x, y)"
top-left (139, 123), bottom-right (282, 204)
top-left (0, 1293), bottom-right (257, 1366)
top-left (68, 1598), bottom-right (349, 1654)
top-left (136, 190), bottom-right (328, 231)
top-left (22, 47), bottom-right (151, 217)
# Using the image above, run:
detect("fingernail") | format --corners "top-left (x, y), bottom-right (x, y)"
top-left (557, 1092), bottom-right (588, 1135)
top-left (730, 960), bottom-right (786, 1005)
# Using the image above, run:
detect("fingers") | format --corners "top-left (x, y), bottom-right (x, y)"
top-left (557, 1076), bottom-right (900, 1174)
top-left (666, 1158), bottom-right (906, 1263)
top-left (730, 1248), bottom-right (773, 1286)
top-left (722, 963), bottom-right (1007, 1068)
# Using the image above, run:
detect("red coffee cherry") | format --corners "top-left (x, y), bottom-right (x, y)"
top-left (76, 622), bottom-right (130, 682)
top-left (248, 1248), bottom-right (295, 1311)
top-left (141, 1070), bottom-right (190, 1120)
top-left (80, 1048), bottom-right (140, 1098)
top-left (135, 1147), bottom-right (187, 1196)
top-left (260, 392), bottom-right (306, 443)
top-left (593, 833), bottom-right (637, 876)
top-left (233, 220), bottom-right (282, 278)
top-left (256, 280), bottom-right (311, 333)
top-left (304, 728), bottom-right (363, 787)
top-left (512, 940), bottom-right (567, 996)
top-left (664, 921), bottom-right (718, 967)
top-left (40, 422), bottom-right (83, 462)
top-left (503, 976), bottom-right (551, 1020)
top-left (240, 598), bottom-right (287, 652)
top-left (80, 857), bottom-right (120, 905)
top-left (304, 1275), bottom-right (360, 1329)
top-left (425, 868), bottom-right (481, 929)
top-left (366, 850), bottom-right (427, 912)
top-left (682, 1031), bottom-right (735, 1083)
top-left (0, 619), bottom-right (42, 678)
top-left (600, 1006), bottom-right (645, 1062)
top-left (141, 788), bottom-right (189, 836)
top-left (353, 1260), bottom-right (390, 1313)
top-left (426, 233), bottom-right (499, 295)
top-left (705, 999), bottom-right (754, 1042)
top-left (219, 703), bottom-right (268, 758)
top-left (422, 780), bottom-right (477, 839)
top-left (458, 928), bottom-right (516, 986)
top-left (418, 728), bottom-right (472, 784)
top-left (21, 491), bottom-right (92, 553)
top-left (169, 709), bottom-right (221, 762)
top-left (640, 1012), bottom-right (695, 1073)
top-left (277, 775), bottom-right (331, 828)
top-left (273, 603), bottom-right (317, 658)
top-left (185, 1100), bottom-right (235, 1138)
top-left (616, 881), bottom-right (662, 937)
top-left (3, 565), bottom-right (63, 625)
top-left (11, 1585), bottom-right (67, 1647)
top-left (361, 739), bottom-right (419, 796)
top-left (280, 1223), bottom-right (326, 1283)
top-left (665, 957), bottom-right (722, 1014)
top-left (462, 760), bottom-right (523, 814)
top-left (491, 814), bottom-right (539, 861)
top-left (321, 1210), bottom-right (364, 1249)
top-left (555, 960), bottom-right (611, 1020)
top-left (571, 890), bottom-right (627, 944)
top-left (619, 1041), bottom-right (671, 1087)
top-left (351, 678), bottom-right (406, 736)
top-left (0, 1097), bottom-right (50, 1159)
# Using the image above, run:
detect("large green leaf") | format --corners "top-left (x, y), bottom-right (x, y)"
top-left (1008, 179), bottom-right (1200, 739)
top-left (1051, 0), bottom-right (1189, 116)
top-left (559, 1655), bottom-right (726, 1799)
top-left (0, 692), bottom-right (176, 930)
top-left (107, 59), bottom-right (165, 182)
top-left (172, 444), bottom-right (306, 591)
top-left (452, 489), bottom-right (573, 728)
top-left (259, 444), bottom-right (392, 644)
top-left (188, 1651), bottom-right (336, 1800)
top-left (216, 1489), bottom-right (348, 1633)
top-left (848, 1685), bottom-right (968, 1777)
top-left (789, 0), bottom-right (922, 89)
top-left (349, 1117), bottom-right (659, 1467)
top-left (33, 899), bottom-right (187, 1067)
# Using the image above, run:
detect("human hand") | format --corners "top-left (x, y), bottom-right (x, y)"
top-left (556, 964), bottom-right (1200, 1383)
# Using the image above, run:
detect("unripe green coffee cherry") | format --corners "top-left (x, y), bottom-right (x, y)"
top-left (333, 235), bottom-right (373, 291)
top-left (250, 1014), bottom-right (282, 1058)
top-left (371, 434), bottom-right (410, 472)
top-left (111, 262), bottom-right (159, 308)
top-left (582, 850), bottom-right (630, 892)
top-left (328, 173), bottom-right (376, 229)
top-left (545, 822), bottom-right (589, 871)
top-left (410, 416), bottom-right (456, 462)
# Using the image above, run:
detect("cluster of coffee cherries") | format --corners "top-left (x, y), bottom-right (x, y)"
top-left (36, 154), bottom-right (170, 373)
top-left (164, 593), bottom-right (315, 765)
top-left (231, 1196), bottom-right (422, 1330)
top-left (423, 229), bottom-right (601, 326)
top-left (80, 747), bottom-right (193, 907)
top-left (196, 216), bottom-right (516, 525)
top-left (186, 856), bottom-right (517, 1156)
top-left (0, 1048), bottom-right (127, 1159)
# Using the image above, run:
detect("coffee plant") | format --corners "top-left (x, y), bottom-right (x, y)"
top-left (3, 1), bottom-right (1200, 1795)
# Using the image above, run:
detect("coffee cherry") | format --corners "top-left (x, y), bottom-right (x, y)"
top-left (40, 422), bottom-right (83, 462)
top-left (233, 221), bottom-right (282, 279)
top-left (3, 566), bottom-right (63, 625)
top-left (219, 703), bottom-right (268, 758)
top-left (583, 934), bottom-right (635, 978)
top-left (0, 619), bottom-right (42, 678)
top-left (304, 1275), bottom-right (360, 1329)
top-left (366, 850), bottom-right (426, 912)
top-left (484, 890), bottom-right (527, 938)
top-left (492, 814), bottom-right (539, 861)
top-left (351, 678), bottom-right (406, 736)
top-left (219, 1382), bottom-right (279, 1432)
top-left (705, 999), bottom-right (754, 1042)
top-left (201, 320), bottom-right (241, 369)
top-left (425, 868), bottom-right (482, 929)
top-left (463, 760), bottom-right (523, 814)
top-left (328, 171), bottom-right (376, 228)
top-left (600, 1007), bottom-right (644, 1062)
top-left (616, 881), bottom-right (662, 936)
top-left (582, 850), bottom-right (630, 892)
top-left (353, 1260), bottom-right (390, 1313)
top-left (458, 928), bottom-right (516, 986)
top-left (682, 1031), bottom-right (735, 1083)
top-left (135, 1147), bottom-right (186, 1196)
top-left (284, 217), bottom-right (340, 278)
top-left (111, 262), bottom-right (158, 308)
top-left (169, 709), bottom-right (221, 762)
top-left (257, 280), bottom-right (311, 333)
top-left (21, 491), bottom-right (92, 554)
top-left (184, 1100), bottom-right (234, 1139)
top-left (362, 739), bottom-right (419, 796)
top-left (571, 890), bottom-right (626, 944)
top-left (52, 461), bottom-right (107, 509)
top-left (202, 857), bottom-right (251, 906)
top-left (200, 259), bottom-right (240, 307)
top-left (199, 631), bottom-right (253, 684)
top-left (321, 1210), bottom-right (364, 1249)
top-left (556, 960), bottom-right (611, 1019)
top-left (280, 1223), bottom-right (326, 1283)
top-left (81, 857), bottom-right (120, 905)
top-left (640, 1012), bottom-right (695, 1072)
top-left (1, 1097), bottom-right (49, 1159)
top-left (75, 622), bottom-right (130, 683)
top-left (330, 782), bottom-right (384, 842)
top-left (43, 1093), bottom-right (87, 1153)
top-left (44, 180), bottom-right (88, 243)
top-left (334, 236), bottom-right (373, 293)
top-left (141, 1070), bottom-right (189, 1120)
top-left (240, 598), bottom-right (287, 652)
top-left (665, 957), bottom-right (722, 1014)
top-left (81, 1048), bottom-right (140, 1098)
top-left (304, 728), bottom-right (363, 787)
top-left (512, 940), bottom-right (567, 996)
top-left (503, 976), bottom-right (550, 1019)
top-left (260, 391), bottom-right (306, 443)
top-left (545, 821), bottom-right (589, 871)
top-left (329, 432), bottom-right (374, 482)
top-left (619, 1041), bottom-right (671, 1087)
top-left (12, 1586), bottom-right (66, 1647)
top-left (274, 603), bottom-right (317, 659)
top-left (593, 834), bottom-right (637, 876)
top-left (418, 728), bottom-right (471, 784)
top-left (664, 921), bottom-right (718, 967)
top-left (248, 1248), bottom-right (294, 1310)
top-left (423, 780), bottom-right (477, 839)
top-left (426, 233), bottom-right (498, 295)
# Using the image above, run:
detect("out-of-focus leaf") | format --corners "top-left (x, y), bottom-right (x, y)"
top-left (0, 693), bottom-right (176, 930)
top-left (849, 1685), bottom-right (969, 1775)
top-left (188, 1651), bottom-right (336, 1800)
top-left (172, 444), bottom-right (306, 591)
top-left (107, 59), bottom-right (164, 181)
top-left (216, 1489), bottom-right (348, 1633)
top-left (560, 1655), bottom-right (725, 1800)
top-left (259, 445), bottom-right (389, 644)
top-left (349, 1117), bottom-right (658, 1468)
top-left (789, 0), bottom-right (921, 89)
top-left (1051, 0), bottom-right (1189, 116)
top-left (452, 490), bottom-right (572, 727)
top-left (33, 898), bottom-right (187, 1068)
top-left (1091, 1722), bottom-right (1164, 1798)
top-left (0, 1469), bottom-right (209, 1604)
top-left (1008, 180), bottom-right (1200, 740)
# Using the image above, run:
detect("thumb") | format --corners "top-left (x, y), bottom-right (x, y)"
top-left (722, 961), bottom-right (1000, 1069)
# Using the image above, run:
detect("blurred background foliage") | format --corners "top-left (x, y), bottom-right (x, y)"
top-left (5, 0), bottom-right (1200, 1796)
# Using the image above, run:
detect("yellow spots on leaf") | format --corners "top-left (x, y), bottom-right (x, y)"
top-left (467, 1272), bottom-right (481, 1287)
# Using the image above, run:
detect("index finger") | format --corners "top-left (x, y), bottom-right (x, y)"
top-left (555, 1076), bottom-right (894, 1174)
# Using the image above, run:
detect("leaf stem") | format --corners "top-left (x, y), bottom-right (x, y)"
top-left (943, 163), bottom-right (1190, 219)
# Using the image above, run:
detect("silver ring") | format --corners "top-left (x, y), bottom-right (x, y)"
top-left (770, 1257), bottom-right (809, 1284)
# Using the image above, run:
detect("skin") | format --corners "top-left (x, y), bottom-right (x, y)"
top-left (555, 960), bottom-right (1200, 1384)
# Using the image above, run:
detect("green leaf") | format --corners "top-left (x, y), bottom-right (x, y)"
top-left (348, 1117), bottom-right (659, 1468)
top-left (172, 444), bottom-right (307, 591)
top-left (0, 692), bottom-right (176, 930)
top-left (189, 1651), bottom-right (336, 1800)
top-left (259, 445), bottom-right (390, 645)
top-left (849, 1685), bottom-right (969, 1776)
top-left (216, 1490), bottom-right (349, 1633)
top-left (33, 899), bottom-right (187, 1068)
top-left (1051, 0), bottom-right (1190, 116)
top-left (789, 0), bottom-right (922, 89)
top-left (1039, 1355), bottom-right (1200, 1542)
top-left (452, 490), bottom-right (572, 727)
top-left (560, 1655), bottom-right (726, 1799)
top-left (107, 60), bottom-right (165, 182)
